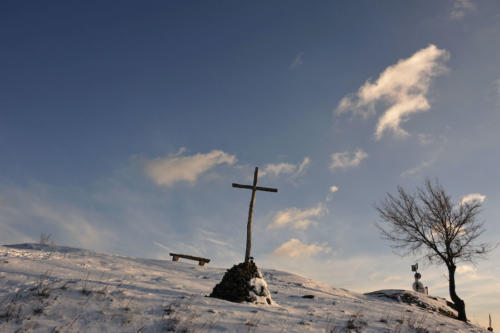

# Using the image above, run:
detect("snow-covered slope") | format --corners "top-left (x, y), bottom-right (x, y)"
top-left (0, 244), bottom-right (486, 332)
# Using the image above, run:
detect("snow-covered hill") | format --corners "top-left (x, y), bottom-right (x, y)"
top-left (0, 244), bottom-right (487, 332)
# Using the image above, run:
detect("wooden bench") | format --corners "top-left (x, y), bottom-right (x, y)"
top-left (169, 253), bottom-right (210, 266)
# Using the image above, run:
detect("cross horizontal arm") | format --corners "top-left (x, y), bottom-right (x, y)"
top-left (232, 183), bottom-right (278, 192)
top-left (255, 186), bottom-right (278, 192)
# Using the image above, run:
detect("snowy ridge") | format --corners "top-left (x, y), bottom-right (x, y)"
top-left (0, 244), bottom-right (487, 332)
top-left (365, 290), bottom-right (458, 320)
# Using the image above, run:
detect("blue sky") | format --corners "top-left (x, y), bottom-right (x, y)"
top-left (1, 0), bottom-right (500, 327)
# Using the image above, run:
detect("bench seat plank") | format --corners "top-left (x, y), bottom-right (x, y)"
top-left (169, 253), bottom-right (210, 266)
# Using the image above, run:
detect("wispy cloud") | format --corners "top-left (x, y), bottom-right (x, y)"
top-left (145, 149), bottom-right (237, 187)
top-left (383, 275), bottom-right (403, 283)
top-left (261, 157), bottom-right (310, 178)
top-left (153, 241), bottom-right (171, 253)
top-left (450, 0), bottom-right (476, 20)
top-left (335, 45), bottom-right (449, 140)
top-left (0, 187), bottom-right (115, 250)
top-left (401, 160), bottom-right (433, 177)
top-left (272, 238), bottom-right (330, 258)
top-left (417, 133), bottom-right (434, 145)
top-left (401, 135), bottom-right (447, 177)
top-left (196, 228), bottom-right (233, 248)
top-left (289, 52), bottom-right (304, 70)
top-left (330, 149), bottom-right (367, 170)
top-left (268, 203), bottom-right (325, 230)
top-left (296, 157), bottom-right (310, 175)
top-left (31, 204), bottom-right (113, 250)
top-left (460, 193), bottom-right (486, 205)
top-left (494, 78), bottom-right (500, 95)
top-left (153, 227), bottom-right (240, 263)
top-left (326, 186), bottom-right (339, 202)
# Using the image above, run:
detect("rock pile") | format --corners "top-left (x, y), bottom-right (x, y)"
top-left (210, 261), bottom-right (272, 305)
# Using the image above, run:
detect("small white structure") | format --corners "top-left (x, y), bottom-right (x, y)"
top-left (411, 263), bottom-right (427, 294)
top-left (412, 272), bottom-right (425, 293)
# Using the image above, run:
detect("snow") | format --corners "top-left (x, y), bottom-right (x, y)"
top-left (248, 272), bottom-right (272, 305)
top-left (0, 244), bottom-right (488, 332)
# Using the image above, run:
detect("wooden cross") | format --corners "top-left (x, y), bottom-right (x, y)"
top-left (233, 167), bottom-right (278, 263)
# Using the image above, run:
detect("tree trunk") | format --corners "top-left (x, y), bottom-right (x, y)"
top-left (448, 264), bottom-right (467, 322)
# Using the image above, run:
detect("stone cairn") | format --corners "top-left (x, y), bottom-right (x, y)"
top-left (210, 260), bottom-right (272, 305)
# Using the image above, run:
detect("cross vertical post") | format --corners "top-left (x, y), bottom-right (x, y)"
top-left (232, 166), bottom-right (278, 263)
top-left (245, 167), bottom-right (258, 263)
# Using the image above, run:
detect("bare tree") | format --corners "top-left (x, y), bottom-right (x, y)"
top-left (376, 179), bottom-right (492, 322)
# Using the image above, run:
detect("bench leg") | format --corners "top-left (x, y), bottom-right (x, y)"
top-left (198, 261), bottom-right (205, 266)
top-left (172, 256), bottom-right (179, 262)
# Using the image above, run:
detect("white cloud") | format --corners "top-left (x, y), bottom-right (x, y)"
top-left (335, 45), bottom-right (449, 140)
top-left (457, 264), bottom-right (476, 275)
top-left (330, 149), bottom-right (368, 170)
top-left (271, 238), bottom-right (330, 258)
top-left (268, 203), bottom-right (325, 230)
top-left (261, 157), bottom-right (310, 178)
top-left (289, 52), bottom-right (304, 70)
top-left (261, 163), bottom-right (295, 177)
top-left (450, 0), bottom-right (476, 20)
top-left (292, 219), bottom-right (317, 230)
top-left (145, 149), bottom-right (237, 187)
top-left (460, 193), bottom-right (486, 205)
